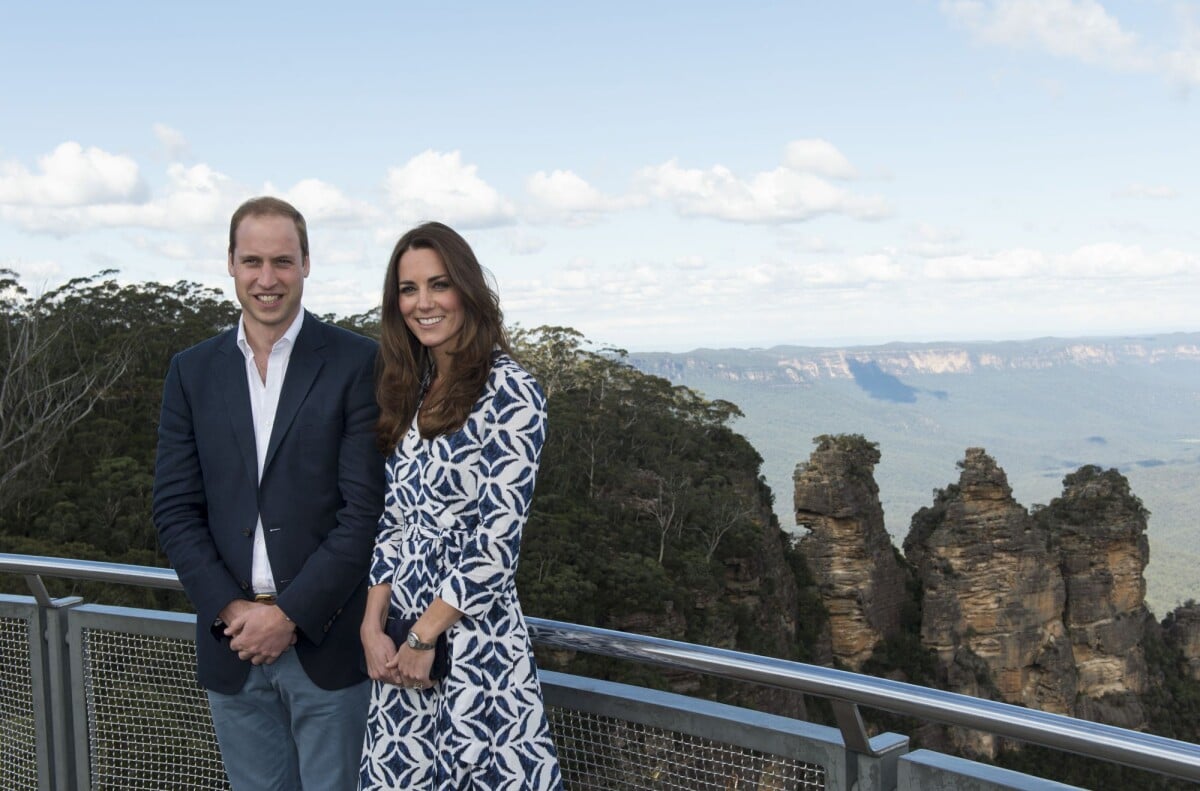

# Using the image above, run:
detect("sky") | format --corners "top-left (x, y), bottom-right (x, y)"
top-left (1, 1), bottom-right (1198, 352)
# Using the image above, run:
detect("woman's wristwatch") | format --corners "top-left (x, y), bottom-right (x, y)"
top-left (406, 629), bottom-right (437, 651)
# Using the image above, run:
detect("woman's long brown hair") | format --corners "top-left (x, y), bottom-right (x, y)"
top-left (376, 222), bottom-right (512, 450)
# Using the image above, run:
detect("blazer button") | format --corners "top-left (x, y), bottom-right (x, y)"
top-left (242, 528), bottom-right (252, 537)
top-left (323, 622), bottom-right (332, 633)
top-left (239, 581), bottom-right (250, 590)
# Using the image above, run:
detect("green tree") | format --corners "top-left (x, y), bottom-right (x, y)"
top-left (0, 273), bottom-right (236, 564)
top-left (0, 270), bottom-right (132, 514)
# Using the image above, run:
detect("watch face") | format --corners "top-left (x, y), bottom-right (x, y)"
top-left (406, 632), bottom-right (419, 649)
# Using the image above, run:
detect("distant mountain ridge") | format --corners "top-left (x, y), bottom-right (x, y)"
top-left (632, 332), bottom-right (1200, 385)
top-left (624, 332), bottom-right (1200, 615)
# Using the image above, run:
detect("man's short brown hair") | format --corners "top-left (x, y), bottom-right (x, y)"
top-left (228, 196), bottom-right (309, 258)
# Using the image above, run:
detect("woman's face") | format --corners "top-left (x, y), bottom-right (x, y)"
top-left (396, 247), bottom-right (465, 360)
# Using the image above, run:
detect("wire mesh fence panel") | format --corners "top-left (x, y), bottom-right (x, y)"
top-left (81, 628), bottom-right (228, 790)
top-left (74, 626), bottom-right (826, 791)
top-left (548, 705), bottom-right (827, 791)
top-left (0, 615), bottom-right (38, 790)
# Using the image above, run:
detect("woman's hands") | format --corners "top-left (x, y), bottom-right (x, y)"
top-left (361, 583), bottom-right (438, 689)
top-left (362, 584), bottom-right (418, 687)
top-left (362, 630), bottom-right (436, 689)
top-left (386, 643), bottom-right (437, 689)
top-left (361, 629), bottom-right (404, 685)
top-left (361, 586), bottom-right (462, 690)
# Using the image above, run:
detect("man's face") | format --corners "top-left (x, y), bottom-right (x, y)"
top-left (227, 214), bottom-right (308, 340)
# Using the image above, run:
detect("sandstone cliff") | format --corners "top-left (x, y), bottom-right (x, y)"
top-left (793, 434), bottom-right (907, 670)
top-left (1036, 466), bottom-right (1152, 730)
top-left (766, 443), bottom-right (1166, 757)
top-left (1164, 601), bottom-right (1200, 682)
top-left (903, 449), bottom-right (1075, 731)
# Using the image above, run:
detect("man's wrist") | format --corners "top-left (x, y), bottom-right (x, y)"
top-left (218, 598), bottom-right (252, 623)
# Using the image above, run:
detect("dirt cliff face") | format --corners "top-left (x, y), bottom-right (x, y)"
top-left (903, 449), bottom-right (1075, 722)
top-left (1036, 466), bottom-right (1151, 730)
top-left (793, 435), bottom-right (908, 670)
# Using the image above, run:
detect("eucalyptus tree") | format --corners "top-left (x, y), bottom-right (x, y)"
top-left (0, 270), bottom-right (132, 515)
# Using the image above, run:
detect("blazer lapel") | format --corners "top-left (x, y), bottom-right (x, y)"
top-left (218, 331), bottom-right (259, 486)
top-left (263, 313), bottom-right (325, 475)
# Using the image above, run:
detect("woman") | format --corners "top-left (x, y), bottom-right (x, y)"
top-left (359, 222), bottom-right (563, 790)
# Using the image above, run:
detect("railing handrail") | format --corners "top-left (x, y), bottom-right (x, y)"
top-left (2, 553), bottom-right (183, 590)
top-left (528, 621), bottom-right (1200, 782)
top-left (6, 552), bottom-right (1199, 783)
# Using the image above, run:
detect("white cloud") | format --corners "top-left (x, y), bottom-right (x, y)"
top-left (914, 223), bottom-right (962, 244)
top-left (0, 161), bottom-right (236, 235)
top-left (129, 235), bottom-right (193, 260)
top-left (2, 257), bottom-right (61, 283)
top-left (502, 255), bottom-right (677, 319)
top-left (940, 0), bottom-right (1200, 88)
top-left (153, 123), bottom-right (190, 161)
top-left (321, 247), bottom-right (372, 268)
top-left (524, 169), bottom-right (642, 225)
top-left (0, 142), bottom-right (146, 207)
top-left (273, 178), bottom-right (377, 225)
top-left (910, 222), bottom-right (965, 258)
top-left (839, 253), bottom-right (908, 283)
top-left (505, 229), bottom-right (546, 255)
top-left (673, 255), bottom-right (707, 271)
top-left (922, 243), bottom-right (1194, 280)
top-left (303, 277), bottom-right (381, 317)
top-left (155, 163), bottom-right (239, 226)
top-left (774, 229), bottom-right (839, 254)
top-left (943, 0), bottom-right (1149, 69)
top-left (1154, 4), bottom-right (1200, 89)
top-left (1115, 183), bottom-right (1179, 199)
top-left (751, 253), bottom-right (910, 288)
top-left (783, 139), bottom-right (857, 178)
top-left (384, 150), bottom-right (515, 229)
top-left (923, 247), bottom-right (1046, 280)
top-left (1061, 242), bottom-right (1193, 278)
top-left (488, 235), bottom-right (1200, 350)
top-left (636, 152), bottom-right (890, 224)
top-left (1163, 45), bottom-right (1200, 87)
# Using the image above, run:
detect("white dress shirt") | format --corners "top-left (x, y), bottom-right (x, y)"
top-left (236, 309), bottom-right (305, 595)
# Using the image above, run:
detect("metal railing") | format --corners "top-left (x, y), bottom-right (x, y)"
top-left (4, 552), bottom-right (1200, 790)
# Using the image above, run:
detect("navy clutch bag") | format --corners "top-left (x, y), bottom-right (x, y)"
top-left (362, 614), bottom-right (450, 681)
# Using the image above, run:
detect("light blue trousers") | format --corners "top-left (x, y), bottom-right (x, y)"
top-left (207, 650), bottom-right (369, 791)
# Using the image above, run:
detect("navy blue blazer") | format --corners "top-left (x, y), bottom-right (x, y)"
top-left (153, 312), bottom-right (384, 694)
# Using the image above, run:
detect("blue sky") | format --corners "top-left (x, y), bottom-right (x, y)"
top-left (1, 1), bottom-right (1198, 351)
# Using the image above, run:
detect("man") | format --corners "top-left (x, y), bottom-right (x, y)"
top-left (154, 196), bottom-right (382, 790)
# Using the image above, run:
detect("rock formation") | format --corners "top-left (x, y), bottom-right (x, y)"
top-left (1164, 601), bottom-right (1200, 682)
top-left (793, 434), bottom-right (907, 670)
top-left (903, 449), bottom-right (1075, 730)
top-left (1036, 466), bottom-right (1151, 730)
top-left (786, 438), bottom-right (1191, 762)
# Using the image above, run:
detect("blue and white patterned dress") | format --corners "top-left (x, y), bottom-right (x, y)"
top-left (360, 354), bottom-right (563, 790)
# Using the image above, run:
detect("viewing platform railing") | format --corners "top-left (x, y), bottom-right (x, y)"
top-left (3, 552), bottom-right (1199, 790)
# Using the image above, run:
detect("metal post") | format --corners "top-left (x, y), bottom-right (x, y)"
top-left (832, 700), bottom-right (910, 791)
top-left (40, 596), bottom-right (83, 791)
